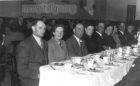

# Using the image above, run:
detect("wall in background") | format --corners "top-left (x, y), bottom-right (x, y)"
top-left (94, 0), bottom-right (107, 21)
top-left (136, 0), bottom-right (140, 20)
top-left (21, 0), bottom-right (95, 20)
top-left (0, 1), bottom-right (21, 17)
top-left (0, 0), bottom-right (137, 21)
top-left (106, 0), bottom-right (136, 21)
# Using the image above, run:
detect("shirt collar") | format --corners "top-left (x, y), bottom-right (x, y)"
top-left (96, 31), bottom-right (102, 37)
top-left (53, 37), bottom-right (61, 45)
top-left (74, 35), bottom-right (82, 45)
top-left (119, 30), bottom-right (124, 35)
top-left (32, 34), bottom-right (42, 46)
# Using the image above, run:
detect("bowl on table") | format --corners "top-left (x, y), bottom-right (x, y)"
top-left (103, 56), bottom-right (110, 64)
top-left (64, 63), bottom-right (72, 71)
top-left (71, 57), bottom-right (82, 64)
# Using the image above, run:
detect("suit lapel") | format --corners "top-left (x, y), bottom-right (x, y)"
top-left (30, 35), bottom-right (48, 64)
top-left (118, 31), bottom-right (127, 41)
top-left (72, 35), bottom-right (80, 48)
top-left (96, 32), bottom-right (103, 39)
top-left (30, 35), bottom-right (43, 51)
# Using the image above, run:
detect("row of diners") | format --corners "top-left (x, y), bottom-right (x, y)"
top-left (0, 16), bottom-right (139, 86)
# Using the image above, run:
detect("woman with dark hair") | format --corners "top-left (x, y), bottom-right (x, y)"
top-left (48, 24), bottom-right (68, 62)
top-left (82, 24), bottom-right (96, 53)
top-left (103, 25), bottom-right (116, 49)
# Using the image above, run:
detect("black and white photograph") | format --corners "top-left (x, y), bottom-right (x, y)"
top-left (0, 0), bottom-right (140, 86)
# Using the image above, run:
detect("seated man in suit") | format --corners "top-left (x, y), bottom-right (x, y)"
top-left (16, 19), bottom-right (48, 86)
top-left (125, 25), bottom-right (137, 45)
top-left (92, 22), bottom-right (106, 53)
top-left (66, 23), bottom-right (88, 58)
top-left (117, 22), bottom-right (128, 47)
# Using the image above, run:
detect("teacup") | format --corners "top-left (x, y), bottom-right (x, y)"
top-left (118, 48), bottom-right (123, 52)
top-left (71, 57), bottom-right (82, 64)
top-left (103, 56), bottom-right (109, 64)
top-left (87, 60), bottom-right (94, 68)
top-left (94, 54), bottom-right (101, 62)
top-left (64, 63), bottom-right (72, 71)
top-left (133, 48), bottom-right (138, 53)
top-left (117, 52), bottom-right (122, 57)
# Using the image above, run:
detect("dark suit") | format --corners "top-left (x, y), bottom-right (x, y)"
top-left (103, 33), bottom-right (116, 49)
top-left (16, 35), bottom-right (48, 86)
top-left (66, 35), bottom-right (88, 58)
top-left (82, 33), bottom-right (97, 54)
top-left (92, 31), bottom-right (105, 53)
top-left (115, 56), bottom-right (140, 86)
top-left (125, 32), bottom-right (137, 45)
top-left (117, 30), bottom-right (128, 47)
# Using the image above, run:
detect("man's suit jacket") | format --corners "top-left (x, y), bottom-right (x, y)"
top-left (66, 35), bottom-right (88, 58)
top-left (103, 33), bottom-right (116, 49)
top-left (48, 37), bottom-right (68, 63)
top-left (125, 32), bottom-right (137, 45)
top-left (92, 32), bottom-right (105, 53)
top-left (115, 56), bottom-right (140, 86)
top-left (16, 35), bottom-right (48, 86)
top-left (117, 31), bottom-right (128, 47)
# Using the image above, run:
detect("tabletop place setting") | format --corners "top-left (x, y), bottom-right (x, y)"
top-left (48, 45), bottom-right (140, 74)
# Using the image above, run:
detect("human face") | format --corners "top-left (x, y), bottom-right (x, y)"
top-left (85, 26), bottom-right (94, 36)
top-left (53, 26), bottom-right (64, 40)
top-left (127, 26), bottom-right (134, 33)
top-left (74, 24), bottom-right (84, 38)
top-left (98, 23), bottom-right (105, 34)
top-left (119, 23), bottom-right (125, 32)
top-left (32, 21), bottom-right (46, 38)
top-left (105, 26), bottom-right (113, 35)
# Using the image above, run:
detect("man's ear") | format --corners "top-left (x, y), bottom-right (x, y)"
top-left (32, 26), bottom-right (35, 32)
top-left (53, 32), bottom-right (55, 36)
top-left (73, 28), bottom-right (75, 33)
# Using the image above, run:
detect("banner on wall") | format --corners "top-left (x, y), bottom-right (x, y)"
top-left (22, 0), bottom-right (95, 19)
top-left (22, 3), bottom-right (77, 15)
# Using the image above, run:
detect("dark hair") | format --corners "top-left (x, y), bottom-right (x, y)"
top-left (127, 24), bottom-right (134, 27)
top-left (73, 22), bottom-right (84, 29)
top-left (31, 19), bottom-right (43, 26)
top-left (52, 24), bottom-right (64, 33)
top-left (105, 24), bottom-right (113, 31)
top-left (85, 24), bottom-right (94, 29)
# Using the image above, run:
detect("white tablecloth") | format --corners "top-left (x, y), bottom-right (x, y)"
top-left (39, 59), bottom-right (134, 86)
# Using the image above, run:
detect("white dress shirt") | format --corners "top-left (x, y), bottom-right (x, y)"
top-left (74, 35), bottom-right (82, 46)
top-left (33, 34), bottom-right (42, 48)
top-left (118, 30), bottom-right (124, 35)
top-left (96, 31), bottom-right (102, 38)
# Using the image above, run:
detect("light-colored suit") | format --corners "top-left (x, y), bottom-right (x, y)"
top-left (48, 37), bottom-right (68, 63)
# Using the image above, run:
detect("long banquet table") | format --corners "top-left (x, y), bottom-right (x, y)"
top-left (39, 56), bottom-right (136, 86)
